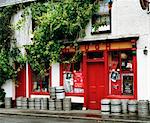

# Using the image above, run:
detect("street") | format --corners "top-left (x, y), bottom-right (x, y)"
top-left (0, 114), bottom-right (149, 123)
top-left (0, 115), bottom-right (100, 123)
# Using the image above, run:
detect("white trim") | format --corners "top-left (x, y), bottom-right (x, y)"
top-left (30, 95), bottom-right (49, 98)
top-left (26, 62), bottom-right (29, 98)
top-left (66, 96), bottom-right (84, 103)
top-left (51, 63), bottom-right (60, 87)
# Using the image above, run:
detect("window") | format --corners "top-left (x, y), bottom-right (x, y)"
top-left (62, 53), bottom-right (84, 94)
top-left (91, 0), bottom-right (112, 34)
top-left (108, 51), bottom-right (134, 96)
top-left (32, 72), bottom-right (50, 93)
top-left (87, 52), bottom-right (104, 59)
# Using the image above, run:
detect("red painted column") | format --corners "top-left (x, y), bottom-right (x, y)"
top-left (83, 52), bottom-right (87, 108)
top-left (60, 63), bottom-right (63, 86)
top-left (104, 50), bottom-right (109, 97)
top-left (133, 54), bottom-right (137, 99)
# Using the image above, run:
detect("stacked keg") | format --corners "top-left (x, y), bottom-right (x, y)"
top-left (121, 99), bottom-right (128, 114)
top-left (56, 99), bottom-right (63, 111)
top-left (63, 98), bottom-right (71, 111)
top-left (49, 87), bottom-right (56, 99)
top-left (34, 98), bottom-right (41, 110)
top-left (28, 98), bottom-right (35, 109)
top-left (111, 99), bottom-right (121, 115)
top-left (21, 97), bottom-right (28, 109)
top-left (56, 86), bottom-right (65, 99)
top-left (128, 100), bottom-right (138, 115)
top-left (16, 97), bottom-right (22, 109)
top-left (5, 97), bottom-right (12, 109)
top-left (101, 99), bottom-right (111, 115)
top-left (48, 98), bottom-right (55, 111)
top-left (138, 100), bottom-right (149, 116)
top-left (41, 98), bottom-right (48, 110)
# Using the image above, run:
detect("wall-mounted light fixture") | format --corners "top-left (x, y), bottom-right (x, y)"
top-left (143, 46), bottom-right (148, 55)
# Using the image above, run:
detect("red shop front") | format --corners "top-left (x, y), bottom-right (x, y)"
top-left (60, 37), bottom-right (138, 110)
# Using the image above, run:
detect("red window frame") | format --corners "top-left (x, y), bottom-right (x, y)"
top-left (28, 65), bottom-right (51, 96)
top-left (106, 49), bottom-right (137, 99)
top-left (60, 53), bottom-right (84, 96)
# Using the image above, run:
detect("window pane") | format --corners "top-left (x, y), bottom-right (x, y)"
top-left (64, 72), bottom-right (73, 92)
top-left (122, 74), bottom-right (134, 95)
top-left (33, 81), bottom-right (40, 92)
top-left (63, 71), bottom-right (84, 94)
top-left (108, 50), bottom-right (134, 96)
top-left (42, 76), bottom-right (49, 92)
top-left (32, 72), bottom-right (49, 92)
top-left (62, 53), bottom-right (83, 94)
top-left (87, 52), bottom-right (104, 59)
top-left (92, 1), bottom-right (111, 33)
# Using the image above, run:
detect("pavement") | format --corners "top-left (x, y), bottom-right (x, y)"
top-left (0, 109), bottom-right (150, 122)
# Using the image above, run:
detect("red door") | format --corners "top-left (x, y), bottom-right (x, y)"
top-left (87, 62), bottom-right (105, 110)
top-left (16, 68), bottom-right (26, 97)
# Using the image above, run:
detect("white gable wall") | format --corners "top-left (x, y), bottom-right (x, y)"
top-left (83, 0), bottom-right (150, 100)
top-left (2, 0), bottom-right (150, 101)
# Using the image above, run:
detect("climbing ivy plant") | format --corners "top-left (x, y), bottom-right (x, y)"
top-left (25, 0), bottom-right (99, 75)
top-left (0, 5), bottom-right (26, 101)
top-left (0, 0), bottom-right (99, 96)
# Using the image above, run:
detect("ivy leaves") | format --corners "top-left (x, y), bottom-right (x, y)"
top-left (32, 0), bottom-right (95, 41)
top-left (0, 5), bottom-right (25, 90)
top-left (25, 0), bottom-right (98, 75)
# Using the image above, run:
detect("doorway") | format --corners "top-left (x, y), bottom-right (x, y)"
top-left (87, 61), bottom-right (105, 109)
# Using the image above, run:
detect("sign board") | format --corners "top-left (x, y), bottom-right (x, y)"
top-left (0, 0), bottom-right (36, 7)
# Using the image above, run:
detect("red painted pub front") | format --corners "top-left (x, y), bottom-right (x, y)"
top-left (15, 37), bottom-right (138, 110)
top-left (60, 37), bottom-right (138, 110)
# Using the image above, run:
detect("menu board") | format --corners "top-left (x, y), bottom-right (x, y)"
top-left (122, 74), bottom-right (133, 95)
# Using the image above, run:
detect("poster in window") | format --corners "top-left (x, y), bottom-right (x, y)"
top-left (73, 72), bottom-right (84, 93)
top-left (122, 75), bottom-right (133, 95)
top-left (110, 71), bottom-right (119, 82)
top-left (64, 72), bottom-right (73, 92)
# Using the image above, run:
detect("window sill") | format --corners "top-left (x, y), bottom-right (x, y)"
top-left (91, 30), bottom-right (111, 35)
top-left (31, 92), bottom-right (49, 95)
top-left (106, 95), bottom-right (136, 99)
top-left (65, 93), bottom-right (84, 97)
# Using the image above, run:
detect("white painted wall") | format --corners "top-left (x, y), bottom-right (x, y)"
top-left (11, 9), bottom-right (32, 55)
top-left (83, 0), bottom-right (150, 100)
top-left (30, 95), bottom-right (49, 98)
top-left (66, 96), bottom-right (84, 103)
top-left (9, 9), bottom-right (32, 99)
top-left (51, 63), bottom-right (60, 87)
top-left (2, 80), bottom-right (15, 100)
top-left (83, 0), bottom-right (149, 40)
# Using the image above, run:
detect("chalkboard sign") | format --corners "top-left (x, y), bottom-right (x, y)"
top-left (122, 75), bottom-right (133, 95)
